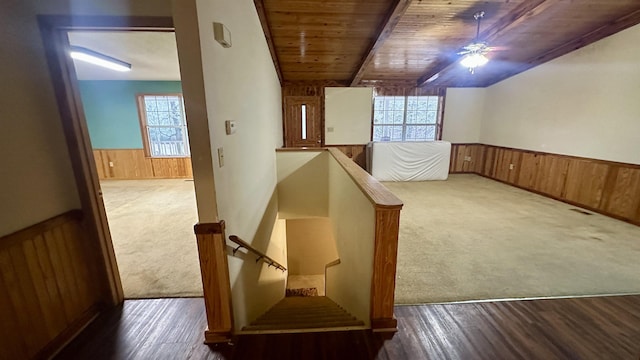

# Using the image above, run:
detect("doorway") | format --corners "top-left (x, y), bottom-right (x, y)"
top-left (284, 96), bottom-right (322, 147)
top-left (65, 30), bottom-right (201, 299)
top-left (38, 15), bottom-right (210, 303)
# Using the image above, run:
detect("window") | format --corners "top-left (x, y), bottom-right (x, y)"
top-left (372, 95), bottom-right (441, 142)
top-left (137, 94), bottom-right (190, 157)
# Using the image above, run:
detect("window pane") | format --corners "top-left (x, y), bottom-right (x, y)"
top-left (406, 111), bottom-right (417, 124)
top-left (301, 104), bottom-right (307, 140)
top-left (373, 110), bottom-right (385, 124)
top-left (407, 96), bottom-right (417, 111)
top-left (168, 97), bottom-right (181, 112)
top-left (157, 112), bottom-right (171, 125)
top-left (383, 97), bottom-right (394, 111)
top-left (391, 126), bottom-right (403, 141)
top-left (383, 111), bottom-right (394, 124)
top-left (146, 112), bottom-right (160, 125)
top-left (393, 96), bottom-right (404, 111)
top-left (374, 97), bottom-right (384, 110)
top-left (393, 111), bottom-right (404, 125)
top-left (416, 111), bottom-right (427, 124)
top-left (373, 126), bottom-right (384, 141)
top-left (145, 97), bottom-right (157, 112)
top-left (427, 97), bottom-right (439, 111)
top-left (425, 125), bottom-right (436, 140)
top-left (375, 126), bottom-right (392, 141)
top-left (426, 111), bottom-right (437, 124)
top-left (417, 97), bottom-right (428, 111)
top-left (148, 127), bottom-right (188, 157)
top-left (156, 97), bottom-right (169, 111)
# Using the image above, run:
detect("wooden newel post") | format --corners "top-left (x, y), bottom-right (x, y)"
top-left (194, 221), bottom-right (234, 343)
top-left (370, 207), bottom-right (402, 332)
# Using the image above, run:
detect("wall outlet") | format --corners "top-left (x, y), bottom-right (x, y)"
top-left (109, 161), bottom-right (114, 168)
top-left (217, 147), bottom-right (224, 167)
top-left (509, 164), bottom-right (514, 170)
top-left (464, 156), bottom-right (471, 162)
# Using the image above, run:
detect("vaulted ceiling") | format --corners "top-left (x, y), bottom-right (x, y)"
top-left (255, 0), bottom-right (640, 87)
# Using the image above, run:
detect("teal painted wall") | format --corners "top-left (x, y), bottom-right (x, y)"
top-left (78, 80), bottom-right (183, 149)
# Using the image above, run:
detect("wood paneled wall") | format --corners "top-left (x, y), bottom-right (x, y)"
top-left (0, 210), bottom-right (103, 359)
top-left (93, 149), bottom-right (193, 180)
top-left (450, 144), bottom-right (640, 226)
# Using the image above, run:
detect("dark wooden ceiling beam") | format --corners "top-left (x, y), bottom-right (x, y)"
top-left (254, 0), bottom-right (283, 85)
top-left (416, 0), bottom-right (559, 87)
top-left (484, 7), bottom-right (640, 87)
top-left (350, 0), bottom-right (412, 87)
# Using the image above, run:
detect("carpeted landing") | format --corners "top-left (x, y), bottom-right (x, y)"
top-left (385, 174), bottom-right (640, 304)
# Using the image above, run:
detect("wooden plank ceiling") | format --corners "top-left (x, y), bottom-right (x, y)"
top-left (256, 0), bottom-right (640, 88)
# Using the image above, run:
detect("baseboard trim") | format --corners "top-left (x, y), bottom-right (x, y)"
top-left (396, 292), bottom-right (640, 306)
top-left (371, 317), bottom-right (397, 332)
top-left (238, 325), bottom-right (369, 335)
top-left (204, 329), bottom-right (233, 344)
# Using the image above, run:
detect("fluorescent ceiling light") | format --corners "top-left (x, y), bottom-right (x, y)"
top-left (69, 46), bottom-right (132, 72)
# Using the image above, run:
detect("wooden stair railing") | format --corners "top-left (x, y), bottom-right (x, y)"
top-left (228, 235), bottom-right (287, 272)
top-left (194, 224), bottom-right (288, 344)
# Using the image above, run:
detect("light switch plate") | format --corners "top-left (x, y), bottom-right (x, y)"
top-left (217, 147), bottom-right (224, 167)
top-left (225, 120), bottom-right (237, 135)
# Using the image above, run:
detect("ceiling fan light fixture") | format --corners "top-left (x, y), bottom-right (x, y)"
top-left (460, 52), bottom-right (489, 71)
top-left (459, 11), bottom-right (490, 74)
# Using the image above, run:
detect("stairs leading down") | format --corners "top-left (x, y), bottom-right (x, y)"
top-left (242, 296), bottom-right (365, 333)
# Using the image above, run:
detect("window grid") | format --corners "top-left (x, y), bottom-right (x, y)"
top-left (139, 94), bottom-right (190, 158)
top-left (372, 95), bottom-right (440, 142)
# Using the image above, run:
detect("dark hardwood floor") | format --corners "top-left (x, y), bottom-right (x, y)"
top-left (56, 295), bottom-right (640, 360)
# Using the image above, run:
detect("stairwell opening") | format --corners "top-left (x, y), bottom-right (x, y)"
top-left (285, 217), bottom-right (338, 297)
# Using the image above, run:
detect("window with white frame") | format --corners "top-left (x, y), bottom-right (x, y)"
top-left (372, 95), bottom-right (441, 141)
top-left (137, 94), bottom-right (190, 157)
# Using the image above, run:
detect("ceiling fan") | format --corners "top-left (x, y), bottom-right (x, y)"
top-left (458, 11), bottom-right (492, 74)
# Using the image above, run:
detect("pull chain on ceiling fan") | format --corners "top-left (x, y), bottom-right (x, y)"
top-left (459, 11), bottom-right (490, 74)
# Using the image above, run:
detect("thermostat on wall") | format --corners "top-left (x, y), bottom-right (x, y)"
top-left (225, 120), bottom-right (237, 135)
top-left (213, 22), bottom-right (232, 48)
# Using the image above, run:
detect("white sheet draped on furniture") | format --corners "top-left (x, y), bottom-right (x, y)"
top-left (367, 141), bottom-right (451, 181)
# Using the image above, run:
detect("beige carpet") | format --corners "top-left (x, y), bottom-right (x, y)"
top-left (101, 179), bottom-right (202, 298)
top-left (385, 174), bottom-right (640, 304)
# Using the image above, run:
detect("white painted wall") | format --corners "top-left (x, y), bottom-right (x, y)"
top-left (481, 24), bottom-right (640, 164)
top-left (325, 87), bottom-right (373, 145)
top-left (0, 0), bottom-right (173, 236)
top-left (276, 151), bottom-right (329, 219)
top-left (441, 88), bottom-right (485, 143)
top-left (326, 156), bottom-right (375, 326)
top-left (193, 0), bottom-right (284, 331)
top-left (286, 218), bottom-right (338, 275)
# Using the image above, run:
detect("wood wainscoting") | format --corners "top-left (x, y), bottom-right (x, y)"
top-left (93, 149), bottom-right (193, 180)
top-left (450, 144), bottom-right (640, 226)
top-left (0, 210), bottom-right (104, 359)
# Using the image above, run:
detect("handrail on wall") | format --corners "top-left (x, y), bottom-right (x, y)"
top-left (228, 235), bottom-right (287, 272)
